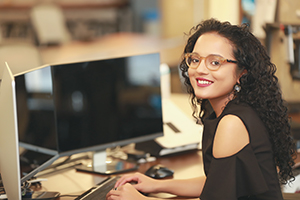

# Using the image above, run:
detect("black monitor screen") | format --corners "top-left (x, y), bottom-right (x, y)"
top-left (16, 53), bottom-right (163, 154)
top-left (16, 65), bottom-right (57, 151)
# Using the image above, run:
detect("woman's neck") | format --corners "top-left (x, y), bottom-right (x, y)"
top-left (209, 94), bottom-right (234, 117)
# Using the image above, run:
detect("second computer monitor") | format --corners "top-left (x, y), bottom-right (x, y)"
top-left (16, 52), bottom-right (163, 160)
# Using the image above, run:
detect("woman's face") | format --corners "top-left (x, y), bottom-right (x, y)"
top-left (188, 32), bottom-right (240, 103)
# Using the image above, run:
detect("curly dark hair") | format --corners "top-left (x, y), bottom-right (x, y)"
top-left (179, 18), bottom-right (296, 184)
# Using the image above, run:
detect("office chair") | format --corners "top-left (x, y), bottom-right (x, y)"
top-left (30, 3), bottom-right (71, 46)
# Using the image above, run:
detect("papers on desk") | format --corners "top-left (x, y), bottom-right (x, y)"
top-left (282, 174), bottom-right (300, 193)
top-left (135, 98), bottom-right (203, 156)
top-left (157, 98), bottom-right (203, 149)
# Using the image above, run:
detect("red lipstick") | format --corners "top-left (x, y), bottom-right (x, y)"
top-left (196, 78), bottom-right (213, 87)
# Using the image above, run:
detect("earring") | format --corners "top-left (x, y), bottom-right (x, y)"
top-left (234, 84), bottom-right (241, 93)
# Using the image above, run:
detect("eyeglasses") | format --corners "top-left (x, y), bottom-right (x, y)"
top-left (185, 52), bottom-right (238, 71)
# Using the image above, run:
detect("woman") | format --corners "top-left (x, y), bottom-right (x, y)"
top-left (106, 18), bottom-right (296, 200)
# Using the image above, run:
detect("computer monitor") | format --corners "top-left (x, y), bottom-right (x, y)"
top-left (0, 63), bottom-right (22, 200)
top-left (0, 53), bottom-right (163, 199)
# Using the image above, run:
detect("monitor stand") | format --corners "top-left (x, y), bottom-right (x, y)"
top-left (75, 150), bottom-right (139, 175)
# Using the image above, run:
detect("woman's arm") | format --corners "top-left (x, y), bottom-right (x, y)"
top-left (153, 176), bottom-right (206, 197)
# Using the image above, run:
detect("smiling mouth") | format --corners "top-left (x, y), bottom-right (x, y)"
top-left (197, 79), bottom-right (213, 85)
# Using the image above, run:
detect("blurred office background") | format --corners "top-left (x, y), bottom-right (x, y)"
top-left (0, 0), bottom-right (300, 148)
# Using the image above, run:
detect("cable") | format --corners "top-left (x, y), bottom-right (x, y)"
top-left (44, 156), bottom-right (72, 170)
top-left (21, 181), bottom-right (32, 197)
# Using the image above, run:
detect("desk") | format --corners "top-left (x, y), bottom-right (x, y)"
top-left (39, 33), bottom-right (185, 68)
top-left (33, 150), bottom-right (204, 200)
top-left (31, 150), bottom-right (300, 200)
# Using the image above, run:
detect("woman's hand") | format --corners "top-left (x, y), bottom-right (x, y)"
top-left (114, 172), bottom-right (159, 194)
top-left (106, 182), bottom-right (149, 200)
top-left (107, 173), bottom-right (206, 199)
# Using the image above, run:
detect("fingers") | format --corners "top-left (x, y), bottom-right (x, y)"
top-left (107, 183), bottom-right (145, 200)
top-left (106, 189), bottom-right (120, 200)
top-left (115, 173), bottom-right (141, 187)
top-left (106, 184), bottom-right (128, 200)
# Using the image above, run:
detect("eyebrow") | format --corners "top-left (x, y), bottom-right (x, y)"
top-left (191, 52), bottom-right (225, 58)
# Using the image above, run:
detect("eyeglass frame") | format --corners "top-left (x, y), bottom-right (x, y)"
top-left (184, 52), bottom-right (238, 71)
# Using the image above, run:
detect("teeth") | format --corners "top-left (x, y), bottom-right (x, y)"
top-left (198, 80), bottom-right (212, 84)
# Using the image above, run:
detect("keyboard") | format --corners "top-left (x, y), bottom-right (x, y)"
top-left (75, 176), bottom-right (120, 200)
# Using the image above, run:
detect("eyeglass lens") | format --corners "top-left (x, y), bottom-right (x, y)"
top-left (186, 54), bottom-right (226, 71)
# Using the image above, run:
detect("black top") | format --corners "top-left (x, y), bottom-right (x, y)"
top-left (200, 99), bottom-right (283, 200)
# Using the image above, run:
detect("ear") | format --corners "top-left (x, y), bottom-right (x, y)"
top-left (237, 69), bottom-right (247, 84)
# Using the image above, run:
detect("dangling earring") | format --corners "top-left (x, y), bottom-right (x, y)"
top-left (234, 84), bottom-right (241, 93)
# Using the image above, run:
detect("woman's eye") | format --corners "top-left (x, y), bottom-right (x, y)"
top-left (211, 60), bottom-right (221, 66)
top-left (191, 58), bottom-right (199, 63)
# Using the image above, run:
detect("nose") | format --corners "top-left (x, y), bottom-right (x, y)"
top-left (195, 58), bottom-right (208, 73)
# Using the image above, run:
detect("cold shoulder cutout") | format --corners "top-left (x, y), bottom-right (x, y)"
top-left (200, 99), bottom-right (283, 200)
top-left (213, 114), bottom-right (250, 159)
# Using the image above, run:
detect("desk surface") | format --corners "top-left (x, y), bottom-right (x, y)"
top-left (34, 150), bottom-right (204, 199)
top-left (39, 33), bottom-right (185, 68)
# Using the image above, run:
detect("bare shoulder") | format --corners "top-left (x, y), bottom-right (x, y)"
top-left (213, 114), bottom-right (250, 159)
